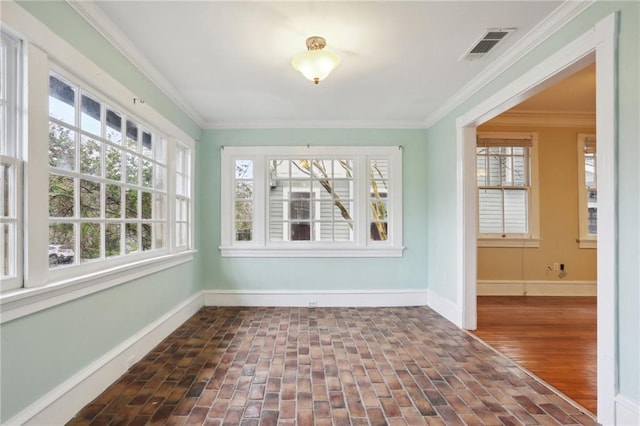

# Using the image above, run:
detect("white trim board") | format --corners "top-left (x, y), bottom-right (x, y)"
top-left (7, 293), bottom-right (204, 426)
top-left (615, 395), bottom-right (640, 426)
top-left (203, 289), bottom-right (428, 308)
top-left (477, 280), bottom-right (597, 296)
top-left (425, 289), bottom-right (460, 326)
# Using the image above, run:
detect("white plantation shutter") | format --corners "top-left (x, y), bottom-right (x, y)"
top-left (477, 136), bottom-right (532, 236)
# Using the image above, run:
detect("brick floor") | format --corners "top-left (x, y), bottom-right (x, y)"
top-left (68, 306), bottom-right (596, 425)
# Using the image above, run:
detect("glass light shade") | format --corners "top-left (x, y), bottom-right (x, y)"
top-left (291, 49), bottom-right (340, 84)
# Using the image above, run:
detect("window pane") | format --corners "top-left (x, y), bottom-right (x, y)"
top-left (126, 120), bottom-right (138, 150)
top-left (81, 93), bottom-right (101, 136)
top-left (155, 137), bottom-right (167, 164)
top-left (80, 179), bottom-right (100, 218)
top-left (49, 175), bottom-right (75, 217)
top-left (1, 163), bottom-right (11, 217)
top-left (49, 223), bottom-right (75, 268)
top-left (236, 222), bottom-right (253, 241)
top-left (125, 223), bottom-right (138, 254)
top-left (512, 156), bottom-right (526, 186)
top-left (588, 206), bottom-right (597, 235)
top-left (80, 135), bottom-right (101, 176)
top-left (142, 131), bottom-right (152, 157)
top-left (80, 223), bottom-right (101, 262)
top-left (105, 223), bottom-right (121, 257)
top-left (476, 153), bottom-right (487, 186)
top-left (585, 153), bottom-right (596, 188)
top-left (154, 223), bottom-right (165, 249)
top-left (49, 75), bottom-right (75, 126)
top-left (334, 159), bottom-right (353, 178)
top-left (125, 189), bottom-right (138, 219)
top-left (504, 189), bottom-right (527, 233)
top-left (334, 221), bottom-right (353, 242)
top-left (105, 145), bottom-right (122, 181)
top-left (291, 160), bottom-right (310, 178)
top-left (105, 184), bottom-right (121, 218)
top-left (2, 224), bottom-right (13, 277)
top-left (487, 155), bottom-right (501, 186)
top-left (235, 201), bottom-right (252, 222)
top-left (142, 223), bottom-right (152, 251)
top-left (126, 153), bottom-right (139, 185)
top-left (106, 108), bottom-right (122, 145)
top-left (155, 194), bottom-right (166, 220)
top-left (235, 181), bottom-right (252, 200)
top-left (154, 165), bottom-right (166, 191)
top-left (49, 123), bottom-right (76, 171)
top-left (479, 189), bottom-right (503, 234)
top-left (141, 192), bottom-right (152, 219)
top-left (235, 160), bottom-right (253, 179)
top-left (141, 158), bottom-right (152, 187)
top-left (371, 222), bottom-right (388, 241)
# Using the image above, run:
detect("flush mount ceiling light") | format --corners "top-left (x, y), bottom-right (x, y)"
top-left (291, 36), bottom-right (341, 84)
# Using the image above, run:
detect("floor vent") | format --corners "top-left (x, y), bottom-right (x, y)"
top-left (462, 28), bottom-right (515, 61)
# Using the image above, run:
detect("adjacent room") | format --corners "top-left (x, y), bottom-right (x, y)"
top-left (1, 1), bottom-right (638, 425)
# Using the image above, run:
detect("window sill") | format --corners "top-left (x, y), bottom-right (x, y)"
top-left (0, 250), bottom-right (197, 324)
top-left (477, 238), bottom-right (540, 248)
top-left (578, 238), bottom-right (597, 249)
top-left (220, 246), bottom-right (405, 258)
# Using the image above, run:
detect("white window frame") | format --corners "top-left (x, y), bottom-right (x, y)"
top-left (220, 146), bottom-right (403, 257)
top-left (577, 133), bottom-right (596, 249)
top-left (174, 141), bottom-right (193, 252)
top-left (0, 6), bottom-right (196, 323)
top-left (0, 30), bottom-right (24, 292)
top-left (476, 132), bottom-right (540, 248)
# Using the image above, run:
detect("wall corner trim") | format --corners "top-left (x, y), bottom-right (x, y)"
top-left (7, 292), bottom-right (204, 426)
top-left (425, 289), bottom-right (461, 328)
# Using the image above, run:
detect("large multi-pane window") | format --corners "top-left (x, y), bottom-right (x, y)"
top-left (577, 133), bottom-right (596, 248)
top-left (48, 71), bottom-right (168, 268)
top-left (221, 146), bottom-right (403, 257)
top-left (0, 31), bottom-right (22, 291)
top-left (476, 132), bottom-right (539, 246)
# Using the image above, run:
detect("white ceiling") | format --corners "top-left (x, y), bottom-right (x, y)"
top-left (79, 1), bottom-right (574, 129)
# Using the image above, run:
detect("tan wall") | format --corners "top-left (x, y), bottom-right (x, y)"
top-left (476, 125), bottom-right (597, 291)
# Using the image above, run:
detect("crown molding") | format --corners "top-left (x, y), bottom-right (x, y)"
top-left (424, 0), bottom-right (596, 128)
top-left (65, 0), bottom-right (206, 129)
top-left (205, 120), bottom-right (428, 130)
top-left (481, 109), bottom-right (596, 128)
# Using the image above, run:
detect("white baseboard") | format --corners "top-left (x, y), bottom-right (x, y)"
top-left (203, 289), bottom-right (428, 308)
top-left (425, 289), bottom-right (460, 326)
top-left (9, 292), bottom-right (204, 426)
top-left (615, 395), bottom-right (640, 426)
top-left (477, 280), bottom-right (597, 296)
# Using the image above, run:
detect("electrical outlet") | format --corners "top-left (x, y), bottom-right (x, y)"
top-left (553, 262), bottom-right (560, 271)
top-left (308, 301), bottom-right (317, 308)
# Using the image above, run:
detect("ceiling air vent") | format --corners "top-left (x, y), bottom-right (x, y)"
top-left (461, 28), bottom-right (516, 61)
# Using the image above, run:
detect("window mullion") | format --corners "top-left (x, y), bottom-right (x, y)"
top-left (254, 157), bottom-right (266, 246)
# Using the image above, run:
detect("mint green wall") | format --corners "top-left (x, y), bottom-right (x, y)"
top-left (0, 263), bottom-right (199, 422)
top-left (15, 0), bottom-right (202, 141)
top-left (425, 0), bottom-right (639, 403)
top-left (199, 129), bottom-right (428, 291)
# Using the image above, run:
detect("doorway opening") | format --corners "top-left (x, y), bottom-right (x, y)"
top-left (455, 14), bottom-right (617, 425)
top-left (472, 64), bottom-right (597, 414)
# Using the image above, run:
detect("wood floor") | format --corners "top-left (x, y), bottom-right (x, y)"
top-left (472, 296), bottom-right (597, 415)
